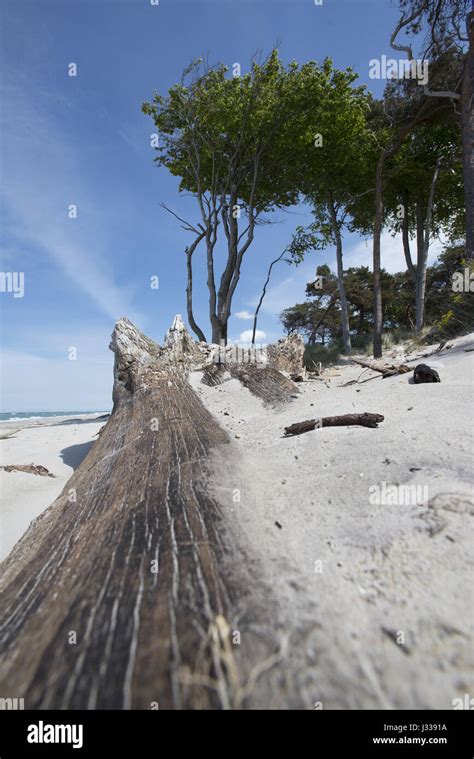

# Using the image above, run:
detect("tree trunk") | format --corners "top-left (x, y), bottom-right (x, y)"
top-left (415, 159), bottom-right (442, 333)
top-left (252, 250), bottom-right (288, 345)
top-left (414, 198), bottom-right (425, 331)
top-left (401, 191), bottom-right (417, 282)
top-left (186, 244), bottom-right (207, 342)
top-left (0, 318), bottom-right (295, 709)
top-left (373, 153), bottom-right (385, 359)
top-left (462, 9), bottom-right (474, 259)
top-left (328, 191), bottom-right (351, 355)
top-left (205, 216), bottom-right (220, 345)
top-left (211, 320), bottom-right (227, 345)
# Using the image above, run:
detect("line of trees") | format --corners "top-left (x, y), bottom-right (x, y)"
top-left (281, 246), bottom-right (474, 348)
top-left (142, 0), bottom-right (472, 357)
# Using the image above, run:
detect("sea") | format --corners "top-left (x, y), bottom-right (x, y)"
top-left (0, 411), bottom-right (111, 424)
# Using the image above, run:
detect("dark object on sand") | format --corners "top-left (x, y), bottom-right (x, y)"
top-left (284, 412), bottom-right (384, 437)
top-left (413, 364), bottom-right (440, 384)
top-left (1, 463), bottom-right (55, 477)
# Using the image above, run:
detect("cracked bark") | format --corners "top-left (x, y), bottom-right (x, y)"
top-left (0, 318), bottom-right (283, 709)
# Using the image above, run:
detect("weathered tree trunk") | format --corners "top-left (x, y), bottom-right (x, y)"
top-left (328, 191), bottom-right (351, 355)
top-left (373, 153), bottom-right (385, 359)
top-left (0, 318), bottom-right (289, 710)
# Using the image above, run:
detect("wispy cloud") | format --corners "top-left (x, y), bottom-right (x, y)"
top-left (0, 75), bottom-right (144, 324)
top-left (233, 310), bottom-right (254, 320)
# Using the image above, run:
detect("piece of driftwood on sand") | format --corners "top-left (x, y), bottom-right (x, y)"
top-left (0, 317), bottom-right (301, 710)
top-left (284, 412), bottom-right (385, 437)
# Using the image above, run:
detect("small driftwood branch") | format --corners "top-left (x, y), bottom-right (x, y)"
top-left (284, 413), bottom-right (385, 437)
top-left (1, 464), bottom-right (55, 477)
top-left (351, 359), bottom-right (411, 378)
top-left (0, 429), bottom-right (20, 440)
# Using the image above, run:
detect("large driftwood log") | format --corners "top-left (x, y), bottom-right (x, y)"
top-left (0, 317), bottom-right (282, 709)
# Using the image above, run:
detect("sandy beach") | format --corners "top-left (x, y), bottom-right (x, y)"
top-left (186, 332), bottom-right (474, 708)
top-left (0, 332), bottom-right (472, 708)
top-left (0, 415), bottom-right (108, 561)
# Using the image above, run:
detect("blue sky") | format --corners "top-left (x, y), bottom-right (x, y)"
top-left (0, 0), bottom-right (443, 411)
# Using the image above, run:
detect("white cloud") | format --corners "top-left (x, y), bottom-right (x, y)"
top-left (234, 310), bottom-right (254, 320)
top-left (237, 329), bottom-right (266, 345)
top-left (344, 232), bottom-right (444, 273)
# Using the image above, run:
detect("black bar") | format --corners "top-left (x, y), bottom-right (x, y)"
top-left (0, 710), bottom-right (472, 757)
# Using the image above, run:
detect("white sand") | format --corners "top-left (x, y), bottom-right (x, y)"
top-left (1, 335), bottom-right (473, 708)
top-left (0, 415), bottom-right (107, 560)
top-left (189, 333), bottom-right (474, 708)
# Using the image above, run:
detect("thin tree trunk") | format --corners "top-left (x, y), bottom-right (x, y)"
top-left (252, 250), bottom-right (288, 345)
top-left (401, 191), bottom-right (416, 282)
top-left (216, 196), bottom-right (238, 345)
top-left (414, 198), bottom-right (425, 331)
top-left (462, 9), bottom-right (474, 259)
top-left (186, 240), bottom-right (207, 343)
top-left (416, 198), bottom-right (425, 265)
top-left (308, 297), bottom-right (337, 346)
top-left (373, 153), bottom-right (385, 359)
top-left (415, 158), bottom-right (443, 333)
top-left (327, 191), bottom-right (351, 354)
top-left (207, 231), bottom-right (220, 344)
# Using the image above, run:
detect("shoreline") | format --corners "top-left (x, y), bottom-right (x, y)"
top-left (0, 412), bottom-right (111, 430)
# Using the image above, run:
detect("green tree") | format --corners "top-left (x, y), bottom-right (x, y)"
top-left (351, 61), bottom-right (457, 355)
top-left (287, 65), bottom-right (374, 354)
top-left (384, 122), bottom-right (464, 330)
top-left (393, 0), bottom-right (473, 258)
top-left (142, 52), bottom-right (322, 344)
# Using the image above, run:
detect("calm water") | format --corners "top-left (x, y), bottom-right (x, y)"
top-left (0, 411), bottom-right (110, 423)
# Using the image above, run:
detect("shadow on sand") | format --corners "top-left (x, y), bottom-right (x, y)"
top-left (60, 440), bottom-right (95, 471)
